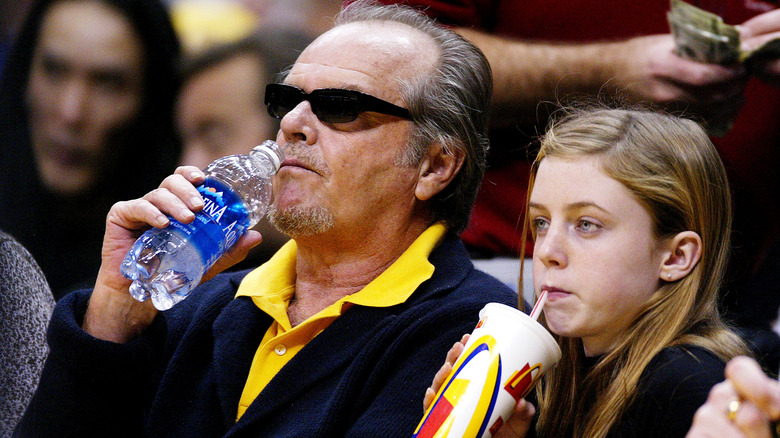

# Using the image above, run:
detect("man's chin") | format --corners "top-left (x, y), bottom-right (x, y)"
top-left (267, 205), bottom-right (335, 238)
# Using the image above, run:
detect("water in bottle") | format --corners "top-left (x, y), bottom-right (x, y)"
top-left (121, 140), bottom-right (284, 310)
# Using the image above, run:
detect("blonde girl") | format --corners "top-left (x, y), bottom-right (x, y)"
top-left (427, 107), bottom-right (748, 438)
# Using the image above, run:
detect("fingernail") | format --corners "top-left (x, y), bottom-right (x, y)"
top-left (156, 215), bottom-right (169, 226)
top-left (191, 196), bottom-right (203, 208)
top-left (190, 171), bottom-right (204, 179)
top-left (182, 209), bottom-right (194, 219)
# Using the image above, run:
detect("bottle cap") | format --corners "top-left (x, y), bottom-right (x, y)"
top-left (251, 140), bottom-right (284, 170)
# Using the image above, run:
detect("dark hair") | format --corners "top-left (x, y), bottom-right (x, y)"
top-left (0, 0), bottom-right (181, 195)
top-left (0, 0), bottom-right (181, 295)
top-left (336, 0), bottom-right (493, 233)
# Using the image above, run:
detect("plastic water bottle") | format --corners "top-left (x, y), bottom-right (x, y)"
top-left (120, 140), bottom-right (284, 310)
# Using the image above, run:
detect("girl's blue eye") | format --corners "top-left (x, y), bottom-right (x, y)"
top-left (532, 218), bottom-right (549, 233)
top-left (577, 219), bottom-right (599, 233)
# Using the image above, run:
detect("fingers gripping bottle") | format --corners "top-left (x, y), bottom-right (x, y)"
top-left (121, 140), bottom-right (284, 310)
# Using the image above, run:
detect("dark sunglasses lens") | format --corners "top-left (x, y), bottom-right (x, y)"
top-left (265, 85), bottom-right (301, 119)
top-left (312, 91), bottom-right (362, 123)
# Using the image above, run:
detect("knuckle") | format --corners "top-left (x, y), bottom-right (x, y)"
top-left (709, 381), bottom-right (733, 400)
top-left (735, 405), bottom-right (765, 429)
top-left (147, 187), bottom-right (170, 199)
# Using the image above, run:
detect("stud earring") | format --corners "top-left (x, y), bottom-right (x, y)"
top-left (667, 272), bottom-right (672, 280)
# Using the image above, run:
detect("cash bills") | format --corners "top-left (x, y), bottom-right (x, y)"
top-left (668, 0), bottom-right (780, 64)
top-left (667, 0), bottom-right (779, 135)
top-left (668, 0), bottom-right (740, 63)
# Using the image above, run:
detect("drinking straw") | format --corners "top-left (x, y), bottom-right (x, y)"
top-left (529, 289), bottom-right (548, 321)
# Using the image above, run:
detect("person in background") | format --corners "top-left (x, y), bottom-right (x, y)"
top-left (175, 28), bottom-right (313, 264)
top-left (363, 0), bottom-right (780, 374)
top-left (0, 0), bottom-right (181, 299)
top-left (687, 356), bottom-right (780, 438)
top-left (15, 2), bottom-right (517, 436)
top-left (0, 231), bottom-right (54, 437)
top-left (239, 0), bottom-right (342, 38)
top-left (0, 0), bottom-right (35, 81)
top-left (166, 0), bottom-right (261, 54)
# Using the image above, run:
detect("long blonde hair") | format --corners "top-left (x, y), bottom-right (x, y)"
top-left (521, 107), bottom-right (748, 437)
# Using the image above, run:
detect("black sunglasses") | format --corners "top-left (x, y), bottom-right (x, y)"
top-left (264, 83), bottom-right (411, 123)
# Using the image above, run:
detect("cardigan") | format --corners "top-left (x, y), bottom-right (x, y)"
top-left (15, 233), bottom-right (518, 437)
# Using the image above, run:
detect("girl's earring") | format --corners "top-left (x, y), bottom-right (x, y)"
top-left (667, 272), bottom-right (672, 280)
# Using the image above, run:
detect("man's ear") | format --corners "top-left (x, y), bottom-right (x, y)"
top-left (660, 231), bottom-right (702, 282)
top-left (415, 142), bottom-right (464, 201)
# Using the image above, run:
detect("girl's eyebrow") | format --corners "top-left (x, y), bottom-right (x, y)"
top-left (529, 201), bottom-right (609, 214)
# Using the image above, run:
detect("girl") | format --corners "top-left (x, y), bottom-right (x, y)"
top-left (428, 107), bottom-right (749, 437)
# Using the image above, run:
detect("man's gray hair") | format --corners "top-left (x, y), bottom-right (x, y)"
top-left (336, 0), bottom-right (493, 234)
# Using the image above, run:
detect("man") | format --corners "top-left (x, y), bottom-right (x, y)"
top-left (175, 28), bottom-right (313, 265)
top-left (15, 2), bottom-right (516, 436)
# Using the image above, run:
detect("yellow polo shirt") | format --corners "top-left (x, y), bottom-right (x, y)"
top-left (234, 223), bottom-right (447, 420)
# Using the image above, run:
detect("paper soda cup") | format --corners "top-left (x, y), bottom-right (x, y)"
top-left (412, 302), bottom-right (561, 438)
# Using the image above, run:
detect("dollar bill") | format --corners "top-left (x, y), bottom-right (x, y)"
top-left (667, 0), bottom-right (778, 135)
top-left (668, 0), bottom-right (780, 64)
top-left (668, 0), bottom-right (741, 64)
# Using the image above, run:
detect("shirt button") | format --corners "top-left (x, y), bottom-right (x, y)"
top-left (274, 344), bottom-right (287, 356)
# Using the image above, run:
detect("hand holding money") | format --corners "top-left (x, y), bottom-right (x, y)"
top-left (740, 8), bottom-right (780, 88)
top-left (667, 0), bottom-right (779, 134)
top-left (669, 0), bottom-right (780, 65)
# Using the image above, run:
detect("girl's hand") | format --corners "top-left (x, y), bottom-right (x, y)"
top-left (422, 333), bottom-right (536, 438)
top-left (423, 334), bottom-right (470, 410)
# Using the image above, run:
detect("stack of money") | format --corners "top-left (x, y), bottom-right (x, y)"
top-left (668, 0), bottom-right (741, 64)
top-left (668, 0), bottom-right (780, 64)
top-left (667, 0), bottom-right (780, 135)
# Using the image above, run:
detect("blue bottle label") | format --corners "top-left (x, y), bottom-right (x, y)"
top-left (167, 177), bottom-right (250, 269)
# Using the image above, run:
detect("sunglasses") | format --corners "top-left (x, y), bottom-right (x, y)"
top-left (264, 83), bottom-right (411, 123)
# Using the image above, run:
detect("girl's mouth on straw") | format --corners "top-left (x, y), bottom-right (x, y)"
top-left (541, 286), bottom-right (572, 301)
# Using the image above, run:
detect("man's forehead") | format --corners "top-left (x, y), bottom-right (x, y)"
top-left (298, 21), bottom-right (438, 76)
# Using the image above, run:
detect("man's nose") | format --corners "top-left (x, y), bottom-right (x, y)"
top-left (279, 100), bottom-right (317, 145)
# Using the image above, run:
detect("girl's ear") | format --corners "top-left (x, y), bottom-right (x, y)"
top-left (660, 231), bottom-right (702, 282)
top-left (415, 142), bottom-right (464, 201)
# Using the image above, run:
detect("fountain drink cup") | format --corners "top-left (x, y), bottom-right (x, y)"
top-left (412, 302), bottom-right (561, 438)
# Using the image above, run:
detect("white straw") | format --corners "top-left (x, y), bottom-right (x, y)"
top-left (530, 289), bottom-right (548, 321)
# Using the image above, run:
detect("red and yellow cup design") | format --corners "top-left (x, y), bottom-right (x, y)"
top-left (413, 303), bottom-right (561, 438)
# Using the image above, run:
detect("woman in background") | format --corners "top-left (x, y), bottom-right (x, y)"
top-left (0, 0), bottom-right (181, 298)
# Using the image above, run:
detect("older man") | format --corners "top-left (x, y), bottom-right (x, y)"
top-left (16, 1), bottom-right (516, 437)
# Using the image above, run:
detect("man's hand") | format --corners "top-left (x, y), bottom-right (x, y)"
top-left (83, 166), bottom-right (263, 343)
top-left (741, 8), bottom-right (780, 87)
top-left (458, 29), bottom-right (748, 130)
top-left (616, 34), bottom-right (748, 130)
